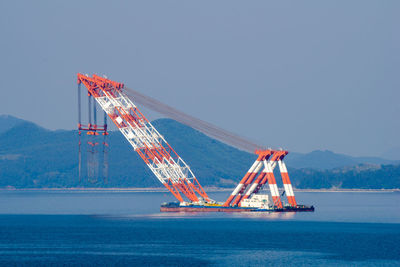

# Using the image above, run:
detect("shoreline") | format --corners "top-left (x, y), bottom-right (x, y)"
top-left (0, 188), bottom-right (398, 193)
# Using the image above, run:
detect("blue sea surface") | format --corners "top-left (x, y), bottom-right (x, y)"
top-left (0, 191), bottom-right (399, 266)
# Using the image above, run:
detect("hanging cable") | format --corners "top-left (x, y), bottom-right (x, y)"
top-left (124, 87), bottom-right (264, 153)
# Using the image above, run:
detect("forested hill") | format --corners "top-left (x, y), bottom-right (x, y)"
top-left (0, 115), bottom-right (399, 189)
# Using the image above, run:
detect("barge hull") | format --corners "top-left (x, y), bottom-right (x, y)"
top-left (160, 205), bottom-right (314, 213)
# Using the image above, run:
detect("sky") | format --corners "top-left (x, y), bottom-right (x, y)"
top-left (0, 1), bottom-right (399, 158)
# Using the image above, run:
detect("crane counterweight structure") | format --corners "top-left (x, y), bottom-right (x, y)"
top-left (77, 74), bottom-right (314, 213)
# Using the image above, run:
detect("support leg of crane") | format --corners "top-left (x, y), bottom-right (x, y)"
top-left (238, 166), bottom-right (267, 205)
top-left (248, 151), bottom-right (284, 208)
top-left (230, 151), bottom-right (271, 206)
top-left (278, 160), bottom-right (297, 207)
top-left (231, 167), bottom-right (261, 206)
top-left (250, 154), bottom-right (283, 208)
top-left (235, 150), bottom-right (274, 206)
top-left (224, 154), bottom-right (265, 207)
top-left (265, 158), bottom-right (283, 208)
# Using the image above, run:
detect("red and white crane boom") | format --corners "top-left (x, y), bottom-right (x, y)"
top-left (77, 74), bottom-right (210, 203)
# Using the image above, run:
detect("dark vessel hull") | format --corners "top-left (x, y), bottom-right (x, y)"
top-left (160, 203), bottom-right (315, 213)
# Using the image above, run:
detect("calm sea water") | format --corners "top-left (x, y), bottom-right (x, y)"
top-left (0, 191), bottom-right (399, 266)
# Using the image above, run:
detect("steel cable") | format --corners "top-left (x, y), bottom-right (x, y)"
top-left (125, 87), bottom-right (263, 153)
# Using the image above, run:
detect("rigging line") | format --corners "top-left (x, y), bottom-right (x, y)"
top-left (124, 87), bottom-right (263, 153)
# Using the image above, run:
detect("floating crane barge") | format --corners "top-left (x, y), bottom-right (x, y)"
top-left (77, 74), bottom-right (314, 213)
top-left (160, 203), bottom-right (315, 213)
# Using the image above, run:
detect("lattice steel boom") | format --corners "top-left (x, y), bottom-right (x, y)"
top-left (77, 74), bottom-right (210, 203)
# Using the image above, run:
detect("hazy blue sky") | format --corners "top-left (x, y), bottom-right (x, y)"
top-left (0, 1), bottom-right (398, 157)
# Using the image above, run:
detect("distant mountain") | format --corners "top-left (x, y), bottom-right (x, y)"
top-left (0, 115), bottom-right (399, 189)
top-left (0, 115), bottom-right (26, 134)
